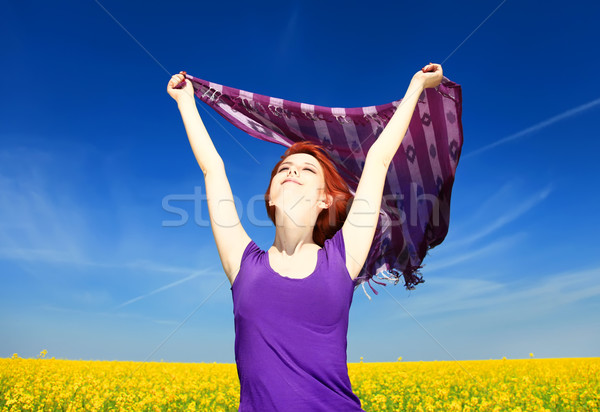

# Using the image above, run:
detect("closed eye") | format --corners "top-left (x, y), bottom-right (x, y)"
top-left (278, 166), bottom-right (316, 173)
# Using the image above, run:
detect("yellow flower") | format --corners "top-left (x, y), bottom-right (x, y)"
top-left (0, 355), bottom-right (597, 410)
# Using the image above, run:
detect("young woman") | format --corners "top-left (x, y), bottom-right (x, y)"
top-left (167, 64), bottom-right (443, 411)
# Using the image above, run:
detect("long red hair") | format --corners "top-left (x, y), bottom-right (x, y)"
top-left (264, 141), bottom-right (353, 246)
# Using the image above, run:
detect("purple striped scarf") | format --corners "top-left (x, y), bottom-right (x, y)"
top-left (182, 73), bottom-right (463, 294)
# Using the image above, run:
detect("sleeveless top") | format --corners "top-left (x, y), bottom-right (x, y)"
top-left (230, 228), bottom-right (364, 411)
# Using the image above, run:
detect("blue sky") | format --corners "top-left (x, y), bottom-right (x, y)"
top-left (1, 0), bottom-right (599, 363)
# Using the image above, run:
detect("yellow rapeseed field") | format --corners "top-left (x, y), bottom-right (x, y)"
top-left (1, 353), bottom-right (598, 411)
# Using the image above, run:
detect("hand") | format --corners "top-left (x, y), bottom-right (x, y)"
top-left (411, 63), bottom-right (443, 89)
top-left (167, 71), bottom-right (195, 104)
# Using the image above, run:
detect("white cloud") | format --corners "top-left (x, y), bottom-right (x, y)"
top-left (425, 232), bottom-right (527, 273)
top-left (386, 264), bottom-right (600, 320)
top-left (447, 184), bottom-right (553, 249)
top-left (114, 268), bottom-right (215, 309)
top-left (463, 96), bottom-right (600, 159)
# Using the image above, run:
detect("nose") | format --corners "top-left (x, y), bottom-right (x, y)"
top-left (287, 167), bottom-right (298, 176)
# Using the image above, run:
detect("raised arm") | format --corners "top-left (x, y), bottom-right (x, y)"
top-left (341, 64), bottom-right (443, 280)
top-left (167, 73), bottom-right (251, 286)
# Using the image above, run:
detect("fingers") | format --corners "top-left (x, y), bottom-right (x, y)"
top-left (171, 74), bottom-right (185, 82)
top-left (421, 63), bottom-right (441, 72)
top-left (168, 71), bottom-right (187, 88)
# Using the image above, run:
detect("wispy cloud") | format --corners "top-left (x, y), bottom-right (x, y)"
top-left (0, 145), bottom-right (217, 278)
top-left (114, 268), bottom-right (215, 310)
top-left (0, 248), bottom-right (84, 265)
top-left (0, 174), bottom-right (87, 265)
top-left (447, 184), bottom-right (553, 249)
top-left (278, 3), bottom-right (301, 57)
top-left (425, 231), bottom-right (527, 273)
top-left (463, 96), bottom-right (600, 159)
top-left (389, 265), bottom-right (600, 320)
top-left (0, 245), bottom-right (219, 278)
top-left (423, 180), bottom-right (552, 274)
top-left (41, 304), bottom-right (181, 326)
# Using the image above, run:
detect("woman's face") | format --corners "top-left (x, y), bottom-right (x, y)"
top-left (268, 153), bottom-right (330, 219)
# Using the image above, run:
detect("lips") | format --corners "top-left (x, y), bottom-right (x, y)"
top-left (283, 179), bottom-right (301, 185)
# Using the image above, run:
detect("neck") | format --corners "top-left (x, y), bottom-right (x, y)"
top-left (271, 212), bottom-right (319, 257)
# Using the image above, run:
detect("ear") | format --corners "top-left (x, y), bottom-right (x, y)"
top-left (320, 194), bottom-right (333, 209)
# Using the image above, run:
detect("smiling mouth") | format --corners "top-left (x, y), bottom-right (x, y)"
top-left (283, 180), bottom-right (301, 185)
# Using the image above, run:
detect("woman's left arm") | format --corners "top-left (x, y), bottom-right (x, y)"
top-left (341, 63), bottom-right (443, 280)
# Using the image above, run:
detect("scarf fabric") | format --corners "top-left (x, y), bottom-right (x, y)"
top-left (182, 73), bottom-right (463, 295)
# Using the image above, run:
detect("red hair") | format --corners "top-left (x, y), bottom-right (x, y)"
top-left (264, 141), bottom-right (353, 246)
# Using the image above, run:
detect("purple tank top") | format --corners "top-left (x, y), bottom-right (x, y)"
top-left (230, 228), bottom-right (364, 411)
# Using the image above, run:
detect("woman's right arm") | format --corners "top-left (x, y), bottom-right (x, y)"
top-left (167, 73), bottom-right (251, 286)
top-left (168, 73), bottom-right (223, 175)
